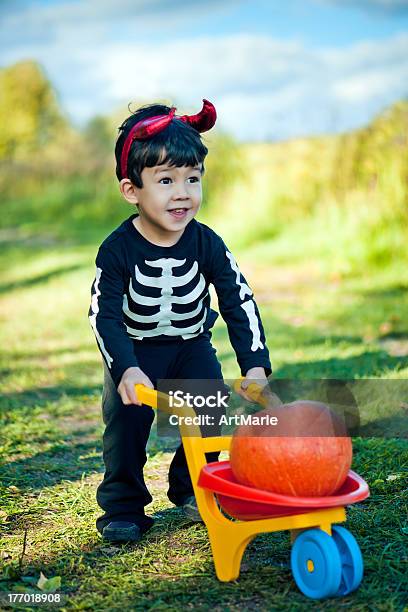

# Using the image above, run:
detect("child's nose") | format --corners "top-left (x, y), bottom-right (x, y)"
top-left (173, 182), bottom-right (190, 199)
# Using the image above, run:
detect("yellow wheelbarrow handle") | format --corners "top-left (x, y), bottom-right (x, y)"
top-left (233, 377), bottom-right (272, 408)
top-left (134, 384), bottom-right (158, 409)
top-left (136, 380), bottom-right (272, 410)
top-left (134, 383), bottom-right (204, 437)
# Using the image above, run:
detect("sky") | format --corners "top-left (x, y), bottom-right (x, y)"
top-left (1, 0), bottom-right (408, 141)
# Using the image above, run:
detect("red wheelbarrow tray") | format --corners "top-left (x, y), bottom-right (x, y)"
top-left (198, 461), bottom-right (370, 521)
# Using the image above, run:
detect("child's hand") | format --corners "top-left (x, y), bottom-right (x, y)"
top-left (238, 367), bottom-right (283, 408)
top-left (237, 367), bottom-right (268, 400)
top-left (118, 367), bottom-right (154, 406)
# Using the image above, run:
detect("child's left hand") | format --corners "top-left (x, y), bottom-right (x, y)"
top-left (236, 367), bottom-right (269, 401)
top-left (237, 367), bottom-right (283, 408)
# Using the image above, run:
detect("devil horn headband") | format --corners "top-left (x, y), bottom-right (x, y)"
top-left (120, 99), bottom-right (216, 179)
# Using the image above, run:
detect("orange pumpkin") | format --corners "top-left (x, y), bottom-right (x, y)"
top-left (230, 400), bottom-right (352, 497)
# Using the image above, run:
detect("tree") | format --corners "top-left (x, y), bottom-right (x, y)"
top-left (0, 60), bottom-right (65, 160)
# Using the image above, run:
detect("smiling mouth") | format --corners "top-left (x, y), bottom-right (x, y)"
top-left (168, 208), bottom-right (190, 218)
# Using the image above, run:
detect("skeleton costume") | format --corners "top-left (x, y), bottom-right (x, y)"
top-left (90, 215), bottom-right (271, 387)
top-left (89, 101), bottom-right (271, 534)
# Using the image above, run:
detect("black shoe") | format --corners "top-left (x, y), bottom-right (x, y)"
top-left (181, 496), bottom-right (203, 523)
top-left (102, 521), bottom-right (142, 543)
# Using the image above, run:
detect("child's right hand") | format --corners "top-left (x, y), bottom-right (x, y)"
top-left (118, 367), bottom-right (154, 406)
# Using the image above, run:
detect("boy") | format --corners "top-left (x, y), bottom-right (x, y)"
top-left (89, 99), bottom-right (272, 543)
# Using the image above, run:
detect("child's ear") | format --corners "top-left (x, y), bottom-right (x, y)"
top-left (119, 178), bottom-right (139, 204)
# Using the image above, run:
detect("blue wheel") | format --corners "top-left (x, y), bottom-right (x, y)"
top-left (331, 525), bottom-right (364, 595)
top-left (291, 529), bottom-right (342, 599)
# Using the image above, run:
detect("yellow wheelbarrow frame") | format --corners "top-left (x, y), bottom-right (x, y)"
top-left (135, 382), bottom-right (346, 583)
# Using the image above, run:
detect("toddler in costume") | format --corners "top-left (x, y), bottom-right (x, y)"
top-left (89, 99), bottom-right (272, 543)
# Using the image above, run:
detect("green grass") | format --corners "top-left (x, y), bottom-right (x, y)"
top-left (0, 226), bottom-right (407, 611)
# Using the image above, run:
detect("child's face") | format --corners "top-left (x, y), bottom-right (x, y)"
top-left (131, 162), bottom-right (203, 233)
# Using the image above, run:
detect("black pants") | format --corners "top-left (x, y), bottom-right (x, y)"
top-left (96, 333), bottom-right (226, 534)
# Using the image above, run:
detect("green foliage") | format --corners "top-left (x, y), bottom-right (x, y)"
top-left (202, 130), bottom-right (247, 209)
top-left (330, 101), bottom-right (408, 204)
top-left (0, 61), bottom-right (65, 159)
top-left (202, 102), bottom-right (408, 276)
top-left (82, 115), bottom-right (115, 176)
top-left (37, 572), bottom-right (61, 592)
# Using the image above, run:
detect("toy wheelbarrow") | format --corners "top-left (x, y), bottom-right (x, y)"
top-left (135, 381), bottom-right (369, 600)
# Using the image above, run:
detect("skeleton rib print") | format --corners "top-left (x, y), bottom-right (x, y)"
top-left (123, 257), bottom-right (208, 340)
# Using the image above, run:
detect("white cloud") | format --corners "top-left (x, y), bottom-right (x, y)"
top-left (1, 3), bottom-right (407, 140)
top-left (87, 32), bottom-right (408, 139)
top-left (333, 67), bottom-right (408, 103)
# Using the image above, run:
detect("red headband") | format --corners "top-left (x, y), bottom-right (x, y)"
top-left (120, 99), bottom-right (217, 179)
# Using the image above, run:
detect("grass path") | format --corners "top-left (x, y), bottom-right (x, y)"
top-left (0, 238), bottom-right (407, 610)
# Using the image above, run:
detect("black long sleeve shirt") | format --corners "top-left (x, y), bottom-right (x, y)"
top-left (89, 214), bottom-right (272, 386)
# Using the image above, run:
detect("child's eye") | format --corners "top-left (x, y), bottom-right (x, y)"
top-left (159, 176), bottom-right (200, 184)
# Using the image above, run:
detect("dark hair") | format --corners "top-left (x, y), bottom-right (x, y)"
top-left (115, 103), bottom-right (209, 186)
